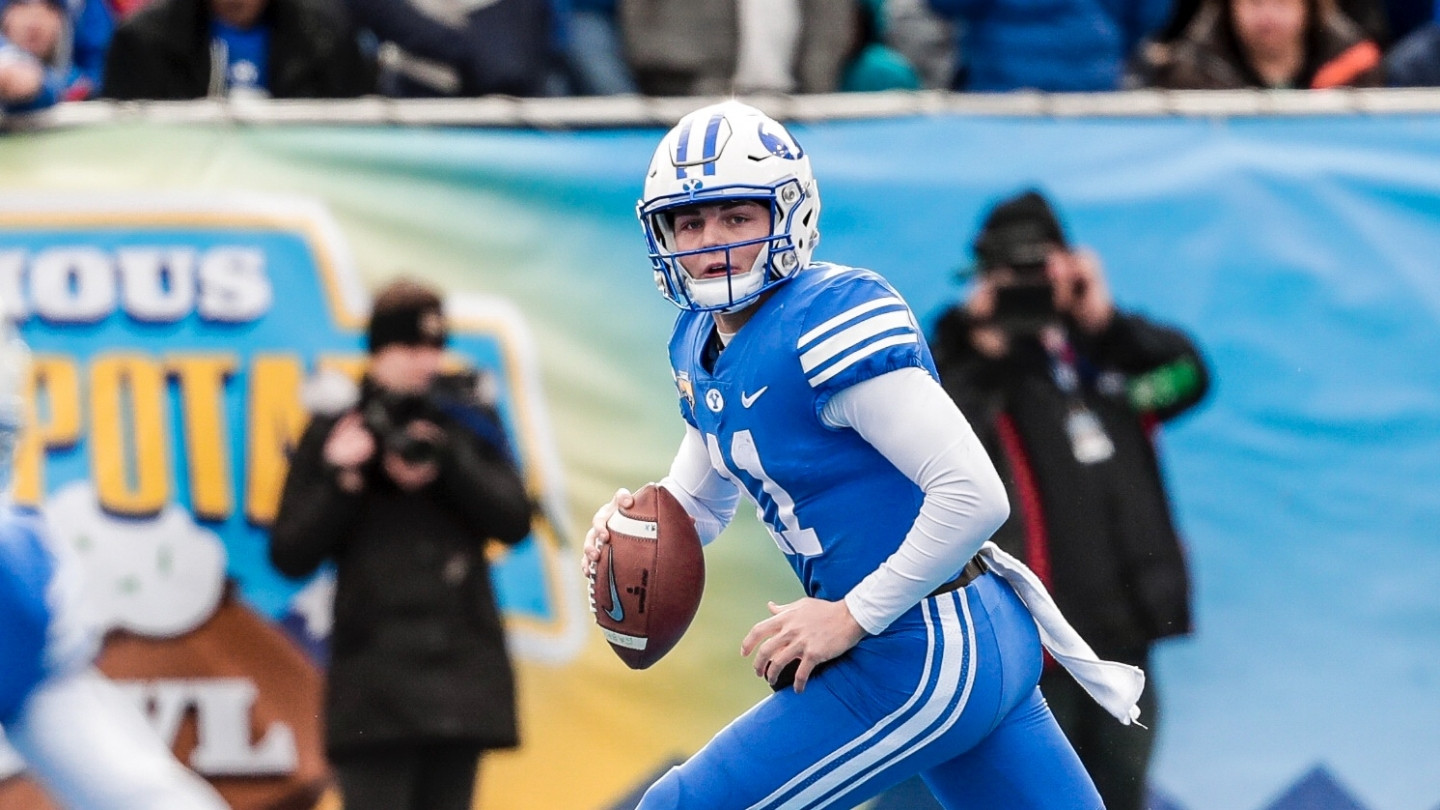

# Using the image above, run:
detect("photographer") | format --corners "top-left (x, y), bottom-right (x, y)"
top-left (269, 279), bottom-right (531, 810)
top-left (929, 190), bottom-right (1210, 810)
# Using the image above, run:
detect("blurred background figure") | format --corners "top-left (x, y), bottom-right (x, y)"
top-left (871, 0), bottom-right (956, 88)
top-left (925, 0), bottom-right (1171, 90)
top-left (348, 0), bottom-right (556, 98)
top-left (0, 317), bottom-right (229, 810)
top-left (1384, 17), bottom-right (1440, 83)
top-left (840, 0), bottom-right (923, 91)
top-left (1131, 0), bottom-right (1383, 87)
top-left (564, 0), bottom-right (636, 94)
top-left (620, 0), bottom-right (909, 95)
top-left (928, 190), bottom-right (1209, 810)
top-left (102, 0), bottom-right (372, 99)
top-left (0, 0), bottom-right (111, 111)
top-left (269, 280), bottom-right (532, 810)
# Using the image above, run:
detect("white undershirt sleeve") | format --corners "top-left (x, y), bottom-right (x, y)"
top-left (658, 423), bottom-right (742, 546)
top-left (823, 367), bottom-right (1011, 635)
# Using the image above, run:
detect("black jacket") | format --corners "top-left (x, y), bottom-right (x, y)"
top-left (103, 0), bottom-right (373, 100)
top-left (932, 310), bottom-right (1208, 657)
top-left (269, 379), bottom-right (531, 754)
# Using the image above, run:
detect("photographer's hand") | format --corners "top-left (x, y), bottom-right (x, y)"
top-left (964, 277), bottom-right (1010, 359)
top-left (383, 420), bottom-right (443, 491)
top-left (1069, 249), bottom-right (1115, 334)
top-left (324, 412), bottom-right (375, 493)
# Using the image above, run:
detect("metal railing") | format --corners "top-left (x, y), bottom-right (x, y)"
top-left (5, 87), bottom-right (1440, 131)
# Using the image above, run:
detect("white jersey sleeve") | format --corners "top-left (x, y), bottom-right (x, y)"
top-left (822, 367), bottom-right (1010, 634)
top-left (659, 423), bottom-right (742, 546)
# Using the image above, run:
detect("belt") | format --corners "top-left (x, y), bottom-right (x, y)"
top-left (928, 553), bottom-right (989, 598)
top-left (770, 553), bottom-right (989, 694)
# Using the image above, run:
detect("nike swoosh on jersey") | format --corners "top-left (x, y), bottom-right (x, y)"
top-left (605, 552), bottom-right (625, 622)
top-left (741, 386), bottom-right (769, 407)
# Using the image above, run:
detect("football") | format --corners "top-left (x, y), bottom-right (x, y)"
top-left (589, 483), bottom-right (705, 669)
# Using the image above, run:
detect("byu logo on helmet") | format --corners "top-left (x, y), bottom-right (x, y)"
top-left (638, 101), bottom-right (823, 313)
top-left (757, 124), bottom-right (804, 160)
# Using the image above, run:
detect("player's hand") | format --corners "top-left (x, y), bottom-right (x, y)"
top-left (741, 597), bottom-right (866, 694)
top-left (581, 487), bottom-right (634, 577)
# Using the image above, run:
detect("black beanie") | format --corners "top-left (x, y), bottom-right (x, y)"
top-left (972, 190), bottom-right (1069, 271)
top-left (366, 280), bottom-right (447, 353)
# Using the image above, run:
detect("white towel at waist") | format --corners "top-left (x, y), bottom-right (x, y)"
top-left (978, 541), bottom-right (1147, 726)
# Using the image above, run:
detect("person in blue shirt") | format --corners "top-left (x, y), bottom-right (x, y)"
top-left (582, 100), bottom-right (1146, 809)
top-left (0, 0), bottom-right (111, 111)
top-left (926, 0), bottom-right (1173, 91)
top-left (0, 322), bottom-right (229, 810)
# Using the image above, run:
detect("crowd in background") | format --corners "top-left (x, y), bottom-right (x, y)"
top-left (3, 0), bottom-right (1440, 111)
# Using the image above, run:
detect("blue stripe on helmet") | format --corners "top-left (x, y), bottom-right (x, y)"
top-left (702, 113), bottom-right (724, 176)
top-left (674, 118), bottom-right (694, 179)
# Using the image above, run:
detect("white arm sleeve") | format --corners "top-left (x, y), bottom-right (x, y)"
top-left (658, 423), bottom-right (741, 546)
top-left (823, 367), bottom-right (1011, 634)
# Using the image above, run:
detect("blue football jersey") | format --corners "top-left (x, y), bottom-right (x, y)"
top-left (0, 505), bottom-right (59, 724)
top-left (668, 263), bottom-right (940, 601)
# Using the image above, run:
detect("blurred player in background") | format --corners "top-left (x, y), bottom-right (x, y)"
top-left (582, 100), bottom-right (1145, 809)
top-left (0, 317), bottom-right (229, 809)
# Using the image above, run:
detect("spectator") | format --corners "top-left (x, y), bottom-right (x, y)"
top-left (0, 40), bottom-right (46, 109)
top-left (0, 0), bottom-right (110, 111)
top-left (879, 0), bottom-right (956, 89)
top-left (1384, 20), bottom-right (1440, 84)
top-left (1155, 0), bottom-right (1389, 50)
top-left (618, 0), bottom-right (859, 96)
top-left (926, 0), bottom-right (1171, 91)
top-left (1132, 0), bottom-right (1383, 87)
top-left (566, 0), bottom-right (636, 94)
top-left (102, 0), bottom-right (372, 100)
top-left (840, 0), bottom-right (924, 91)
top-left (929, 190), bottom-right (1208, 810)
top-left (269, 280), bottom-right (532, 810)
top-left (349, 0), bottom-right (554, 97)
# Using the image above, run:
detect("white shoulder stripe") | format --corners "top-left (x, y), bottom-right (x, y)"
top-left (808, 333), bottom-right (919, 387)
top-left (797, 296), bottom-right (904, 349)
top-left (799, 310), bottom-right (915, 374)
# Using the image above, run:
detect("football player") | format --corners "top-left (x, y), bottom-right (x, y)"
top-left (583, 100), bottom-right (1146, 809)
top-left (0, 319), bottom-right (229, 810)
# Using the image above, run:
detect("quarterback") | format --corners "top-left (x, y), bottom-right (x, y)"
top-left (583, 100), bottom-right (1145, 809)
top-left (0, 320), bottom-right (228, 810)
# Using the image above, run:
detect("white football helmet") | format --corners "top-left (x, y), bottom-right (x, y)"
top-left (638, 101), bottom-right (821, 312)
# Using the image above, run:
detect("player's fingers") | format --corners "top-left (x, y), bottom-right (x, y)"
top-left (739, 612), bottom-right (784, 656)
top-left (792, 658), bottom-right (819, 693)
top-left (764, 643), bottom-right (802, 685)
top-left (613, 487), bottom-right (633, 508)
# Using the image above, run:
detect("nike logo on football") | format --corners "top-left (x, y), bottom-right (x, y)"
top-left (741, 386), bottom-right (769, 408)
top-left (605, 552), bottom-right (625, 622)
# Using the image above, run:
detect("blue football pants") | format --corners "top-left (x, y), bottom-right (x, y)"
top-left (639, 572), bottom-right (1103, 810)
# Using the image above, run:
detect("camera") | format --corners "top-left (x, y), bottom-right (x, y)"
top-left (360, 370), bottom-right (503, 466)
top-left (362, 388), bottom-right (445, 465)
top-left (973, 220), bottom-right (1060, 334)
